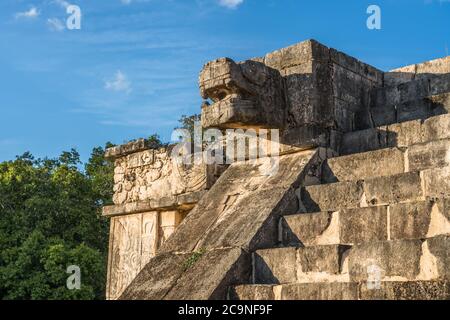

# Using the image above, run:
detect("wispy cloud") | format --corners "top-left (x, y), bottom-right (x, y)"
top-left (53, 0), bottom-right (71, 9)
top-left (121, 0), bottom-right (133, 4)
top-left (218, 0), bottom-right (244, 9)
top-left (47, 18), bottom-right (65, 31)
top-left (15, 7), bottom-right (40, 19)
top-left (105, 71), bottom-right (132, 93)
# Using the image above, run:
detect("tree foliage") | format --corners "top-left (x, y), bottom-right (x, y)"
top-left (0, 145), bottom-right (113, 300)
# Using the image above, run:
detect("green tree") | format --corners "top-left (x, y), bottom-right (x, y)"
top-left (177, 114), bottom-right (201, 138)
top-left (0, 144), bottom-right (113, 300)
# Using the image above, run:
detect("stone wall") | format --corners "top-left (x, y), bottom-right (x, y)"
top-left (103, 139), bottom-right (218, 300)
top-left (199, 39), bottom-right (385, 151)
top-left (103, 39), bottom-right (450, 300)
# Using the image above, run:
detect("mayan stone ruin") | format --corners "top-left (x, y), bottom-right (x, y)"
top-left (102, 39), bottom-right (450, 300)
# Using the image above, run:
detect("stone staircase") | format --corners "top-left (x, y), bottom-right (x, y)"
top-left (112, 40), bottom-right (449, 300)
top-left (230, 114), bottom-right (450, 300)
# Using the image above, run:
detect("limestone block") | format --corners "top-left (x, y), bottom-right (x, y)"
top-left (398, 79), bottom-right (430, 104)
top-left (363, 172), bottom-right (423, 206)
top-left (416, 56), bottom-right (450, 77)
top-left (348, 239), bottom-right (423, 281)
top-left (105, 139), bottom-right (151, 160)
top-left (333, 98), bottom-right (356, 132)
top-left (407, 139), bottom-right (450, 172)
top-left (279, 283), bottom-right (358, 300)
top-left (339, 206), bottom-right (388, 244)
top-left (427, 235), bottom-right (450, 279)
top-left (385, 64), bottom-right (416, 87)
top-left (359, 281), bottom-right (449, 300)
top-left (348, 237), bottom-right (449, 282)
top-left (422, 114), bottom-right (450, 142)
top-left (254, 247), bottom-right (297, 284)
top-left (230, 285), bottom-right (275, 300)
top-left (340, 128), bottom-right (383, 155)
top-left (370, 105), bottom-right (397, 127)
top-left (264, 39), bottom-right (329, 71)
top-left (107, 212), bottom-right (158, 300)
top-left (254, 245), bottom-right (350, 284)
top-left (281, 212), bottom-right (336, 247)
top-left (422, 167), bottom-right (450, 198)
top-left (297, 244), bottom-right (350, 275)
top-left (389, 199), bottom-right (450, 241)
top-left (281, 207), bottom-right (388, 247)
top-left (323, 148), bottom-right (405, 183)
top-left (330, 48), bottom-right (383, 84)
top-left (301, 181), bottom-right (364, 212)
top-left (430, 74), bottom-right (450, 95)
top-left (386, 119), bottom-right (422, 147)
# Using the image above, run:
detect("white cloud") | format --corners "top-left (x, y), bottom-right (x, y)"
top-left (105, 71), bottom-right (132, 93)
top-left (218, 0), bottom-right (244, 9)
top-left (47, 18), bottom-right (65, 31)
top-left (121, 0), bottom-right (133, 4)
top-left (15, 7), bottom-right (40, 19)
top-left (54, 0), bottom-right (71, 9)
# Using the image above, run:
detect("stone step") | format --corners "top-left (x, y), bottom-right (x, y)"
top-left (281, 199), bottom-right (450, 246)
top-left (301, 167), bottom-right (450, 212)
top-left (340, 113), bottom-right (450, 156)
top-left (253, 236), bottom-right (448, 286)
top-left (253, 245), bottom-right (351, 285)
top-left (347, 236), bottom-right (449, 282)
top-left (230, 281), bottom-right (449, 300)
top-left (323, 138), bottom-right (450, 183)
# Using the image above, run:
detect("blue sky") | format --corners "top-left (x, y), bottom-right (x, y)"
top-left (0, 0), bottom-right (449, 162)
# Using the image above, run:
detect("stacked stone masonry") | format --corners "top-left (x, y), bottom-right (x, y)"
top-left (103, 39), bottom-right (450, 300)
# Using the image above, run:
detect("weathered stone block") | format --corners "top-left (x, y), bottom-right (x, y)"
top-left (339, 206), bottom-right (388, 244)
top-left (279, 283), bottom-right (358, 300)
top-left (390, 201), bottom-right (435, 240)
top-left (398, 79), bottom-right (430, 105)
top-left (386, 119), bottom-right (422, 147)
top-left (385, 64), bottom-right (416, 87)
top-left (359, 281), bottom-right (449, 300)
top-left (301, 181), bottom-right (364, 212)
top-left (281, 212), bottom-right (336, 247)
top-left (254, 247), bottom-right (297, 284)
top-left (340, 128), bottom-right (383, 155)
top-left (427, 235), bottom-right (450, 279)
top-left (330, 48), bottom-right (383, 84)
top-left (348, 239), bottom-right (423, 281)
top-left (281, 207), bottom-right (388, 246)
top-left (408, 139), bottom-right (450, 172)
top-left (230, 285), bottom-right (275, 300)
top-left (416, 56), bottom-right (450, 76)
top-left (363, 172), bottom-right (423, 206)
top-left (323, 148), bottom-right (405, 183)
top-left (105, 139), bottom-right (152, 160)
top-left (297, 244), bottom-right (350, 275)
top-left (422, 114), bottom-right (450, 142)
top-left (422, 167), bottom-right (450, 198)
top-left (349, 237), bottom-right (449, 282)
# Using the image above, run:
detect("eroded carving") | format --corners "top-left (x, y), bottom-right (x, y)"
top-left (200, 58), bottom-right (286, 129)
top-left (113, 148), bottom-right (207, 205)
